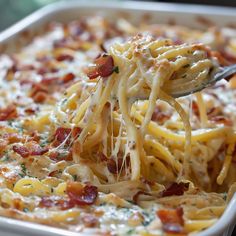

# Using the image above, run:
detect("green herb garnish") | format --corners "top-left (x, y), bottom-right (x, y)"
top-left (113, 66), bottom-right (119, 74)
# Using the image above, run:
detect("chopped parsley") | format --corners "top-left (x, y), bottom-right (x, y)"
top-left (113, 66), bottom-right (119, 74)
top-left (126, 229), bottom-right (136, 235)
top-left (73, 174), bottom-right (77, 181)
top-left (1, 151), bottom-right (10, 162)
top-left (20, 163), bottom-right (27, 177)
top-left (23, 207), bottom-right (29, 213)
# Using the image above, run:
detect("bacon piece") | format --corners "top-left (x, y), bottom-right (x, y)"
top-left (41, 77), bottom-right (59, 86)
top-left (81, 214), bottom-right (99, 228)
top-left (30, 145), bottom-right (49, 156)
top-left (87, 55), bottom-right (114, 79)
top-left (71, 127), bottom-right (82, 138)
top-left (66, 182), bottom-right (98, 206)
top-left (30, 84), bottom-right (48, 103)
top-left (13, 142), bottom-right (48, 157)
top-left (157, 207), bottom-right (185, 234)
top-left (107, 158), bottom-right (124, 174)
top-left (37, 67), bottom-right (58, 75)
top-left (191, 101), bottom-right (199, 117)
top-left (24, 106), bottom-right (38, 115)
top-left (53, 127), bottom-right (71, 146)
top-left (0, 105), bottom-right (17, 121)
top-left (29, 131), bottom-right (41, 142)
top-left (52, 127), bottom-right (81, 147)
top-left (13, 145), bottom-right (30, 158)
top-left (56, 54), bottom-right (74, 62)
top-left (161, 182), bottom-right (189, 197)
top-left (13, 198), bottom-right (22, 210)
top-left (39, 196), bottom-right (75, 210)
top-left (49, 149), bottom-right (73, 162)
top-left (48, 170), bottom-right (59, 177)
top-left (210, 116), bottom-right (233, 126)
top-left (61, 72), bottom-right (75, 84)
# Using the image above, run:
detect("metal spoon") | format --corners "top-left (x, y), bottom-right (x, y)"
top-left (168, 64), bottom-right (236, 98)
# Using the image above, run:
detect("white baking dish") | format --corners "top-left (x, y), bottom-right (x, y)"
top-left (0, 1), bottom-right (235, 236)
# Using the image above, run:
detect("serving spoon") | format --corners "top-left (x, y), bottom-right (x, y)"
top-left (168, 64), bottom-right (236, 98)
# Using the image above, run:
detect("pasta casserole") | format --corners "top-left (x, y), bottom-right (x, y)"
top-left (0, 14), bottom-right (236, 235)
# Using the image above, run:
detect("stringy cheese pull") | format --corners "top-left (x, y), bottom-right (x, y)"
top-left (51, 34), bottom-right (220, 182)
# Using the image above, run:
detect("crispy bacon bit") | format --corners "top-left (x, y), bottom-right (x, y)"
top-left (37, 67), bottom-right (58, 75)
top-left (24, 107), bottom-right (38, 115)
top-left (56, 54), bottom-right (74, 62)
top-left (191, 101), bottom-right (199, 117)
top-left (53, 127), bottom-right (71, 146)
top-left (162, 182), bottom-right (189, 197)
top-left (66, 182), bottom-right (98, 206)
top-left (13, 198), bottom-right (22, 210)
top-left (133, 191), bottom-right (151, 204)
top-left (52, 127), bottom-right (81, 147)
top-left (48, 170), bottom-right (59, 177)
top-left (30, 145), bottom-right (49, 156)
top-left (157, 207), bottom-right (185, 234)
top-left (30, 84), bottom-right (48, 103)
top-left (71, 127), bottom-right (82, 138)
top-left (33, 92), bottom-right (48, 103)
top-left (81, 214), bottom-right (99, 228)
top-left (13, 142), bottom-right (48, 158)
top-left (13, 145), bottom-right (30, 158)
top-left (41, 77), bottom-right (59, 86)
top-left (107, 158), bottom-right (123, 174)
top-left (29, 131), bottom-right (41, 142)
top-left (39, 196), bottom-right (74, 210)
top-left (87, 54), bottom-right (115, 79)
top-left (0, 105), bottom-right (17, 121)
top-left (48, 151), bottom-right (59, 161)
top-left (61, 72), bottom-right (75, 84)
top-left (210, 116), bottom-right (233, 126)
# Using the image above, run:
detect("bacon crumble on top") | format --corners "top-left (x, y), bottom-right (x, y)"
top-left (161, 182), bottom-right (189, 197)
top-left (52, 126), bottom-right (81, 147)
top-left (39, 196), bottom-right (75, 210)
top-left (13, 142), bottom-right (49, 158)
top-left (157, 207), bottom-right (185, 234)
top-left (66, 182), bottom-right (98, 206)
top-left (0, 104), bottom-right (18, 121)
top-left (86, 54), bottom-right (118, 80)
